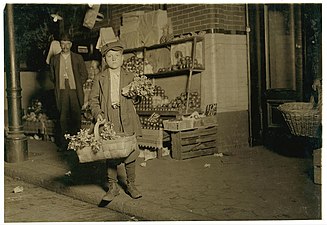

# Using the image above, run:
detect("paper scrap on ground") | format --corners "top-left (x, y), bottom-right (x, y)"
top-left (65, 171), bottom-right (72, 176)
top-left (204, 163), bottom-right (211, 168)
top-left (13, 186), bottom-right (24, 193)
top-left (140, 162), bottom-right (147, 167)
top-left (162, 147), bottom-right (170, 157)
top-left (144, 149), bottom-right (157, 161)
top-left (214, 153), bottom-right (223, 157)
top-left (138, 150), bottom-right (145, 158)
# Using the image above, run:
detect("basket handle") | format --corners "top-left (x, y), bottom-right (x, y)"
top-left (94, 119), bottom-right (106, 141)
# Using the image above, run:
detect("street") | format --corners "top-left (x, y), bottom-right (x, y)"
top-left (4, 176), bottom-right (139, 222)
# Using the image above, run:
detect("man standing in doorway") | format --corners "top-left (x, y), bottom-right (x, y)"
top-left (50, 33), bottom-right (88, 151)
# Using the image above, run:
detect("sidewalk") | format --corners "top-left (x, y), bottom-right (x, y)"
top-left (4, 139), bottom-right (322, 221)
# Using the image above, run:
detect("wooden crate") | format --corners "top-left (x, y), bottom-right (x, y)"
top-left (137, 128), bottom-right (164, 149)
top-left (171, 125), bottom-right (218, 160)
top-left (23, 121), bottom-right (43, 134)
top-left (201, 116), bottom-right (217, 126)
top-left (137, 128), bottom-right (165, 159)
top-left (313, 148), bottom-right (321, 185)
top-left (42, 120), bottom-right (56, 136)
top-left (163, 120), bottom-right (194, 131)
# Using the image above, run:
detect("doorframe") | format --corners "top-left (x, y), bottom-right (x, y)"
top-left (248, 3), bottom-right (308, 146)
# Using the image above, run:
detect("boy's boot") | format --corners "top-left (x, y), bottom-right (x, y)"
top-left (102, 165), bottom-right (120, 202)
top-left (125, 160), bottom-right (142, 199)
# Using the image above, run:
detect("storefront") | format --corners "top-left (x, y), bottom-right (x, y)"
top-left (4, 3), bottom-right (322, 161)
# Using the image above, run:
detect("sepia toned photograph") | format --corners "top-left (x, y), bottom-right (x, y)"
top-left (2, 2), bottom-right (323, 223)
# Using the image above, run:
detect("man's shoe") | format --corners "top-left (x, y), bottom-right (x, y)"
top-left (102, 182), bottom-right (120, 202)
top-left (126, 183), bottom-right (142, 199)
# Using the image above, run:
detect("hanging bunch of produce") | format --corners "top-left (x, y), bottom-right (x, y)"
top-left (122, 75), bottom-right (155, 98)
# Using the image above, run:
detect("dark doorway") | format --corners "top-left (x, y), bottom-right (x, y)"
top-left (248, 4), bottom-right (322, 156)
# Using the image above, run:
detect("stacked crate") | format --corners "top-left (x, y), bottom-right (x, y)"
top-left (23, 121), bottom-right (43, 134)
top-left (313, 149), bottom-right (322, 185)
top-left (170, 125), bottom-right (218, 160)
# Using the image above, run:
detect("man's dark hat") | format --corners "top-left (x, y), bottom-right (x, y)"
top-left (101, 40), bottom-right (124, 56)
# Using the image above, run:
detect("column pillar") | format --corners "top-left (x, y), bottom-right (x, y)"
top-left (4, 4), bottom-right (28, 163)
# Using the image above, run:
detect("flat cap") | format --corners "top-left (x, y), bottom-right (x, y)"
top-left (101, 40), bottom-right (124, 56)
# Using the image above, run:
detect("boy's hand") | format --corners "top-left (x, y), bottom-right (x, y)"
top-left (97, 114), bottom-right (105, 124)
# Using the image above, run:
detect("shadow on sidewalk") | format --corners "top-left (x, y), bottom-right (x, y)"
top-left (53, 150), bottom-right (107, 189)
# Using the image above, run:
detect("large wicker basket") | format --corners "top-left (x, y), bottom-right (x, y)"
top-left (278, 101), bottom-right (322, 138)
top-left (76, 122), bottom-right (137, 163)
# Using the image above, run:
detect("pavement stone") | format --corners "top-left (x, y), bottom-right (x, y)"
top-left (4, 139), bottom-right (322, 221)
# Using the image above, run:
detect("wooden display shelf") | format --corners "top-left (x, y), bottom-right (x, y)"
top-left (123, 36), bottom-right (204, 54)
top-left (144, 68), bottom-right (204, 78)
top-left (136, 110), bottom-right (179, 116)
top-left (136, 108), bottom-right (202, 116)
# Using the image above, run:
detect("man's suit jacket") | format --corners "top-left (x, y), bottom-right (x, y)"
top-left (50, 52), bottom-right (88, 111)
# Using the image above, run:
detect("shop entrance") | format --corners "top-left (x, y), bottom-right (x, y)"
top-left (248, 4), bottom-right (311, 150)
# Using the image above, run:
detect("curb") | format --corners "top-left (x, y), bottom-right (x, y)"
top-left (4, 164), bottom-right (211, 221)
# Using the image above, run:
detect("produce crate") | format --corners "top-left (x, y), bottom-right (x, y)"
top-left (42, 120), bottom-right (56, 136)
top-left (137, 128), bottom-right (163, 149)
top-left (163, 119), bottom-right (194, 131)
top-left (201, 116), bottom-right (217, 126)
top-left (170, 125), bottom-right (218, 160)
top-left (313, 148), bottom-right (321, 184)
top-left (137, 128), bottom-right (165, 159)
top-left (23, 121), bottom-right (43, 134)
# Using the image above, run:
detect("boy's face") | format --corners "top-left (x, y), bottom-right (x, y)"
top-left (105, 50), bottom-right (124, 69)
top-left (89, 61), bottom-right (100, 79)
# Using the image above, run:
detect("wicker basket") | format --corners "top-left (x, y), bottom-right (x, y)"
top-left (277, 101), bottom-right (322, 138)
top-left (76, 122), bottom-right (137, 163)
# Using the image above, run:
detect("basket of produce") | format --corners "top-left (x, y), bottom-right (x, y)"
top-left (277, 89), bottom-right (322, 138)
top-left (65, 120), bottom-right (137, 163)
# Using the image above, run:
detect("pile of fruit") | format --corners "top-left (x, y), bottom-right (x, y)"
top-left (22, 99), bottom-right (48, 122)
top-left (135, 85), bottom-right (169, 111)
top-left (173, 55), bottom-right (203, 70)
top-left (167, 91), bottom-right (201, 111)
top-left (122, 56), bottom-right (144, 75)
top-left (122, 56), bottom-right (153, 75)
top-left (139, 113), bottom-right (163, 130)
top-left (134, 85), bottom-right (201, 112)
top-left (155, 49), bottom-right (204, 73)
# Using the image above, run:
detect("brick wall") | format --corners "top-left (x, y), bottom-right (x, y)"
top-left (108, 4), bottom-right (246, 36)
top-left (167, 4), bottom-right (246, 35)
